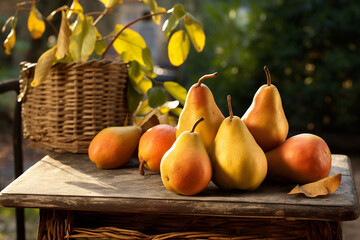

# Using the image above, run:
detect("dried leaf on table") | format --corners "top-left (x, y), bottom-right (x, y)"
top-left (288, 174), bottom-right (342, 198)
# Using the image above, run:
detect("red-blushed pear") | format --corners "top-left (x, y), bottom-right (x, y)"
top-left (209, 95), bottom-right (268, 191)
top-left (265, 133), bottom-right (332, 184)
top-left (176, 73), bottom-right (224, 151)
top-left (160, 117), bottom-right (212, 196)
top-left (242, 66), bottom-right (288, 152)
top-left (88, 126), bottom-right (142, 169)
top-left (138, 124), bottom-right (177, 175)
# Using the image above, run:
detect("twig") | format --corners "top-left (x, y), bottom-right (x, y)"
top-left (101, 11), bottom-right (167, 59)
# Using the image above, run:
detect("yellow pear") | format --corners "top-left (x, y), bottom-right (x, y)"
top-left (176, 73), bottom-right (224, 151)
top-left (160, 117), bottom-right (212, 196)
top-left (242, 66), bottom-right (288, 152)
top-left (88, 126), bottom-right (142, 169)
top-left (209, 96), bottom-right (268, 191)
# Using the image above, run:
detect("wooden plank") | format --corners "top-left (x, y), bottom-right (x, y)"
top-left (0, 154), bottom-right (358, 221)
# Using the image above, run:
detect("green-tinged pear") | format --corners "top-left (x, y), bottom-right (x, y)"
top-left (176, 73), bottom-right (224, 151)
top-left (209, 95), bottom-right (268, 191)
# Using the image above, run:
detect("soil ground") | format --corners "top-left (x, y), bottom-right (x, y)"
top-left (0, 128), bottom-right (359, 239)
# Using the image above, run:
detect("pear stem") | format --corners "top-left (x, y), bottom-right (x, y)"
top-left (196, 72), bottom-right (218, 87)
top-left (264, 66), bottom-right (271, 86)
top-left (190, 117), bottom-right (204, 133)
top-left (139, 159), bottom-right (145, 176)
top-left (227, 95), bottom-right (233, 122)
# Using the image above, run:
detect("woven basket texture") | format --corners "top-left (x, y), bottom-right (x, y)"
top-left (38, 210), bottom-right (342, 240)
top-left (20, 60), bottom-right (130, 153)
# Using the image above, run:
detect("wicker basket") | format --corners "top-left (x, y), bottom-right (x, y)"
top-left (38, 210), bottom-right (342, 240)
top-left (19, 60), bottom-right (131, 153)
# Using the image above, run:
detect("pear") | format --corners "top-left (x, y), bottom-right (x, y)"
top-left (209, 95), bottom-right (268, 191)
top-left (242, 66), bottom-right (288, 152)
top-left (176, 72), bottom-right (224, 151)
top-left (88, 126), bottom-right (142, 169)
top-left (266, 133), bottom-right (331, 184)
top-left (160, 117), bottom-right (212, 196)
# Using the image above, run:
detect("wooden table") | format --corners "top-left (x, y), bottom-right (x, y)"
top-left (0, 153), bottom-right (358, 239)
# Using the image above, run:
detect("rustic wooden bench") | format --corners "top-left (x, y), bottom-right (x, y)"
top-left (0, 153), bottom-right (358, 239)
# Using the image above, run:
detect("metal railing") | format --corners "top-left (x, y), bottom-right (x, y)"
top-left (0, 78), bottom-right (25, 240)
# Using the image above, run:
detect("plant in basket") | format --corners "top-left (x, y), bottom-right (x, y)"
top-left (2, 0), bottom-right (206, 153)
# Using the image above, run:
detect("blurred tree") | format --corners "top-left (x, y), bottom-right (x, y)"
top-left (184, 0), bottom-right (360, 133)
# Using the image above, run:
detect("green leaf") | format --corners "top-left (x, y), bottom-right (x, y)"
top-left (162, 4), bottom-right (186, 39)
top-left (94, 27), bottom-right (106, 55)
top-left (113, 24), bottom-right (147, 66)
top-left (184, 13), bottom-right (206, 52)
top-left (141, 0), bottom-right (165, 25)
top-left (170, 107), bottom-right (183, 116)
top-left (56, 10), bottom-right (71, 59)
top-left (147, 87), bottom-right (167, 108)
top-left (142, 0), bottom-right (157, 13)
top-left (31, 46), bottom-right (57, 87)
top-left (95, 39), bottom-right (106, 56)
top-left (168, 30), bottom-right (190, 66)
top-left (142, 47), bottom-right (154, 71)
top-left (128, 61), bottom-right (153, 94)
top-left (136, 99), bottom-right (152, 115)
top-left (27, 4), bottom-right (45, 39)
top-left (163, 81), bottom-right (187, 105)
top-left (69, 13), bottom-right (96, 62)
top-left (127, 82), bottom-right (144, 113)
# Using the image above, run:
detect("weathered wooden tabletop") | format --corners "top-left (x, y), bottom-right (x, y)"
top-left (0, 153), bottom-right (358, 221)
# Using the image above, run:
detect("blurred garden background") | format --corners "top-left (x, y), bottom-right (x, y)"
top-left (1, 0), bottom-right (360, 239)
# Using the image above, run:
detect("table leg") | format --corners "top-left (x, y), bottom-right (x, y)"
top-left (306, 220), bottom-right (342, 239)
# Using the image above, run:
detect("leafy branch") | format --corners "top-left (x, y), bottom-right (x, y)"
top-left (2, 0), bottom-right (206, 121)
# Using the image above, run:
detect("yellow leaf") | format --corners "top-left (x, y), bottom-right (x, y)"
top-left (69, 13), bottom-right (96, 62)
top-left (159, 100), bottom-right (180, 114)
top-left (56, 11), bottom-right (72, 59)
top-left (163, 81), bottom-right (187, 105)
top-left (67, 0), bottom-right (83, 19)
top-left (113, 24), bottom-right (147, 65)
top-left (184, 14), bottom-right (205, 52)
top-left (129, 61), bottom-right (152, 94)
top-left (99, 0), bottom-right (123, 9)
top-left (153, 7), bottom-right (166, 25)
top-left (94, 27), bottom-right (106, 56)
top-left (142, 0), bottom-right (164, 25)
top-left (288, 174), bottom-right (342, 198)
top-left (136, 99), bottom-right (152, 116)
top-left (27, 4), bottom-right (45, 39)
top-left (3, 28), bottom-right (16, 55)
top-left (170, 107), bottom-right (183, 116)
top-left (168, 30), bottom-right (190, 66)
top-left (31, 46), bottom-right (57, 87)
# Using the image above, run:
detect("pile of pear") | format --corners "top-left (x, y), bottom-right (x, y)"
top-left (161, 67), bottom-right (332, 195)
top-left (88, 66), bottom-right (332, 196)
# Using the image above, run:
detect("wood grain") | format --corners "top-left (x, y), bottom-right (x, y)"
top-left (0, 154), bottom-right (358, 221)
